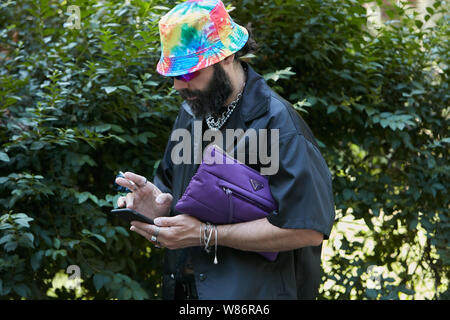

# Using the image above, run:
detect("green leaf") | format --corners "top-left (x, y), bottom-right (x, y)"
top-left (78, 192), bottom-right (89, 204)
top-left (102, 86), bottom-right (117, 94)
top-left (409, 218), bottom-right (418, 230)
top-left (399, 286), bottom-right (415, 295)
top-left (342, 189), bottom-right (353, 200)
top-left (380, 119), bottom-right (389, 128)
top-left (5, 241), bottom-right (18, 252)
top-left (0, 152), bottom-right (10, 162)
top-left (51, 249), bottom-right (67, 260)
top-left (115, 226), bottom-right (129, 236)
top-left (0, 223), bottom-right (12, 230)
top-left (117, 85), bottom-right (133, 93)
top-left (122, 288), bottom-right (132, 300)
top-left (94, 124), bottom-right (111, 133)
top-left (30, 141), bottom-right (46, 150)
top-left (81, 238), bottom-right (104, 255)
top-left (54, 238), bottom-right (61, 249)
top-left (82, 228), bottom-right (106, 243)
top-left (13, 284), bottom-right (30, 298)
top-left (20, 232), bottom-right (35, 247)
top-left (15, 218), bottom-right (32, 228)
top-left (31, 251), bottom-right (44, 271)
top-left (327, 105), bottom-right (338, 114)
top-left (263, 67), bottom-right (296, 82)
top-left (432, 183), bottom-right (444, 191)
top-left (366, 288), bottom-right (379, 299)
top-left (93, 274), bottom-right (111, 291)
top-left (0, 234), bottom-right (14, 246)
top-left (152, 5), bottom-right (170, 10)
top-left (88, 193), bottom-right (99, 205)
top-left (92, 233), bottom-right (106, 243)
top-left (110, 134), bottom-right (126, 143)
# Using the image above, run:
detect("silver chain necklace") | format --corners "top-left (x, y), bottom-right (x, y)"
top-left (206, 90), bottom-right (243, 131)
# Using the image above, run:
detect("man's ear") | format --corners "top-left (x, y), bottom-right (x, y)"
top-left (221, 54), bottom-right (235, 66)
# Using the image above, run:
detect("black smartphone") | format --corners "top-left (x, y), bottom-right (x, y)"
top-left (110, 208), bottom-right (154, 224)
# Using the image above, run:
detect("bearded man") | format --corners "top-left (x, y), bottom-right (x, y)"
top-left (116, 0), bottom-right (335, 300)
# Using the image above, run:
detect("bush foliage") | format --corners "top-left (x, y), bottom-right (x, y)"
top-left (0, 0), bottom-right (448, 299)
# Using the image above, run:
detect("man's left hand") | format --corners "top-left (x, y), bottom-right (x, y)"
top-left (130, 214), bottom-right (202, 250)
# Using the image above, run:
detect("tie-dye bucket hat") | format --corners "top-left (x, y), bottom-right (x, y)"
top-left (156, 0), bottom-right (249, 77)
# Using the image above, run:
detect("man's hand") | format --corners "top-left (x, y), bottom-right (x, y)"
top-left (115, 171), bottom-right (172, 220)
top-left (130, 214), bottom-right (202, 250)
top-left (130, 214), bottom-right (323, 251)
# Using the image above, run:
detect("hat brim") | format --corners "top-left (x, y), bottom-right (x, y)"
top-left (156, 24), bottom-right (249, 77)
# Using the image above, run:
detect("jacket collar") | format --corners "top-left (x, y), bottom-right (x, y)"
top-left (182, 62), bottom-right (271, 123)
top-left (239, 62), bottom-right (271, 122)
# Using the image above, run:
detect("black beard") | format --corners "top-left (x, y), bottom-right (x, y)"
top-left (179, 63), bottom-right (233, 119)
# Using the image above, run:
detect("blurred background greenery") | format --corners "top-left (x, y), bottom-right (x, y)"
top-left (0, 0), bottom-right (448, 299)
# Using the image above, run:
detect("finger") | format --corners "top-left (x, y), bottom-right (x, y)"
top-left (117, 196), bottom-right (126, 208)
top-left (123, 172), bottom-right (150, 189)
top-left (153, 215), bottom-right (179, 227)
top-left (130, 225), bottom-right (151, 241)
top-left (131, 221), bottom-right (161, 238)
top-left (115, 177), bottom-right (138, 191)
top-left (125, 193), bottom-right (134, 209)
top-left (122, 172), bottom-right (159, 194)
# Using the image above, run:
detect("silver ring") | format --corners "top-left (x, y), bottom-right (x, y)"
top-left (150, 235), bottom-right (161, 248)
top-left (154, 226), bottom-right (160, 237)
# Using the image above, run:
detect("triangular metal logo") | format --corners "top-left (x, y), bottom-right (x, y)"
top-left (250, 178), bottom-right (264, 191)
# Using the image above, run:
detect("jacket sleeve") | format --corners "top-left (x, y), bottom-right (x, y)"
top-left (266, 133), bottom-right (335, 239)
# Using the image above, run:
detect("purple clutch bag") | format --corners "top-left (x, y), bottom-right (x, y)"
top-left (175, 144), bottom-right (279, 261)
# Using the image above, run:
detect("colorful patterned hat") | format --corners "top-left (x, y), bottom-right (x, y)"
top-left (156, 0), bottom-right (249, 77)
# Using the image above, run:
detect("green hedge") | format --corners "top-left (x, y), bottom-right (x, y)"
top-left (0, 0), bottom-right (448, 299)
top-left (0, 0), bottom-right (180, 299)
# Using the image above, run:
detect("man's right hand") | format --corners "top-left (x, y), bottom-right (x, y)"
top-left (115, 171), bottom-right (172, 220)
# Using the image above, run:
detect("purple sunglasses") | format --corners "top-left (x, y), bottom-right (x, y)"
top-left (173, 70), bottom-right (200, 82)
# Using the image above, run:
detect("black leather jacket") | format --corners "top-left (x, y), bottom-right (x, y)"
top-left (153, 62), bottom-right (335, 299)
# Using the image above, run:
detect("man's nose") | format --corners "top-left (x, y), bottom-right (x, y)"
top-left (173, 78), bottom-right (189, 91)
